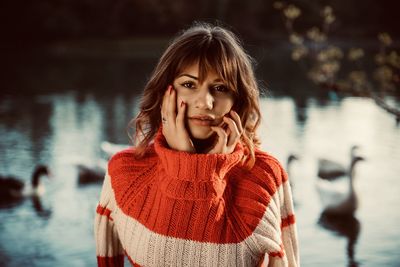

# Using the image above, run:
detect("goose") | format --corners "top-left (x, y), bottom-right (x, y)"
top-left (318, 146), bottom-right (360, 180)
top-left (77, 159), bottom-right (107, 185)
top-left (286, 154), bottom-right (299, 177)
top-left (0, 165), bottom-right (50, 204)
top-left (316, 146), bottom-right (365, 215)
top-left (286, 154), bottom-right (299, 206)
top-left (100, 141), bottom-right (130, 158)
top-left (286, 154), bottom-right (299, 186)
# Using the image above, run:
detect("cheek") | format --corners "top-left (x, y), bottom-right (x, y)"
top-left (175, 90), bottom-right (192, 106)
top-left (216, 98), bottom-right (234, 115)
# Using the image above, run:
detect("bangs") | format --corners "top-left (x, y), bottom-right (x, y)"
top-left (174, 38), bottom-right (239, 95)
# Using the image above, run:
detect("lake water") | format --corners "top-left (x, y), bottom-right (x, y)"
top-left (1, 46), bottom-right (400, 266)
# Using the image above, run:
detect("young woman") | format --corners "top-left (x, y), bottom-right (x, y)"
top-left (94, 22), bottom-right (299, 267)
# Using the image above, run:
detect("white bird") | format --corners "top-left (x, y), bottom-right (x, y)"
top-left (316, 146), bottom-right (365, 215)
top-left (0, 165), bottom-right (50, 204)
top-left (287, 154), bottom-right (299, 175)
top-left (100, 141), bottom-right (130, 158)
top-left (286, 154), bottom-right (299, 187)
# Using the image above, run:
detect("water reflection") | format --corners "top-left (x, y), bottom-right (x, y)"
top-left (318, 212), bottom-right (361, 267)
top-left (31, 195), bottom-right (52, 218)
top-left (1, 78), bottom-right (400, 266)
top-left (0, 195), bottom-right (52, 220)
top-left (293, 97), bottom-right (308, 124)
top-left (259, 96), bottom-right (400, 266)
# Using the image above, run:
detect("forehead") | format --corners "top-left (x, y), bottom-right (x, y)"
top-left (175, 62), bottom-right (220, 80)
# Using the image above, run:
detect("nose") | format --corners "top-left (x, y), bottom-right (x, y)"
top-left (194, 88), bottom-right (214, 110)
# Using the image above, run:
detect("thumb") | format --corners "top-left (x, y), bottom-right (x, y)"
top-left (208, 126), bottom-right (228, 154)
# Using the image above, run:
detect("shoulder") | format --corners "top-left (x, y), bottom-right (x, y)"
top-left (108, 144), bottom-right (158, 180)
top-left (107, 144), bottom-right (159, 204)
top-left (252, 148), bottom-right (288, 185)
top-left (227, 149), bottom-right (289, 232)
top-left (229, 148), bottom-right (288, 199)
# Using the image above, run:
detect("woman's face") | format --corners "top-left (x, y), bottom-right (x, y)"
top-left (172, 63), bottom-right (235, 139)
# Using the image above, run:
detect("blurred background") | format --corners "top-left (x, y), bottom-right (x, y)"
top-left (0, 0), bottom-right (399, 266)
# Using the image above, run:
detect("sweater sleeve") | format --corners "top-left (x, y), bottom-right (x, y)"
top-left (246, 154), bottom-right (299, 267)
top-left (94, 172), bottom-right (125, 267)
top-left (267, 164), bottom-right (299, 267)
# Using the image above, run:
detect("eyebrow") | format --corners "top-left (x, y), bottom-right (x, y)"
top-left (177, 74), bottom-right (224, 82)
top-left (178, 74), bottom-right (198, 80)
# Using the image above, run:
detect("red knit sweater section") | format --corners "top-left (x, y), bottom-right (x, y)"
top-left (95, 129), bottom-right (299, 266)
top-left (109, 133), bottom-right (283, 244)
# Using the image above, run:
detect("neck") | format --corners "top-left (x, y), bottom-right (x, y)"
top-left (32, 173), bottom-right (41, 188)
top-left (191, 133), bottom-right (218, 153)
top-left (348, 159), bottom-right (359, 189)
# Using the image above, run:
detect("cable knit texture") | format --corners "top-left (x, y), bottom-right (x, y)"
top-left (94, 129), bottom-right (299, 267)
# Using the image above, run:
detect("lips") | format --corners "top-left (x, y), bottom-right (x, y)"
top-left (189, 115), bottom-right (217, 126)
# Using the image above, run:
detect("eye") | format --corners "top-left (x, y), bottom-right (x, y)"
top-left (181, 81), bottom-right (196, 89)
top-left (213, 84), bottom-right (229, 93)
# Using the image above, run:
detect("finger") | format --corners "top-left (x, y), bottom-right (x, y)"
top-left (209, 126), bottom-right (228, 153)
top-left (223, 116), bottom-right (240, 147)
top-left (161, 89), bottom-right (171, 130)
top-left (229, 110), bottom-right (243, 135)
top-left (170, 86), bottom-right (177, 117)
top-left (226, 126), bottom-right (232, 136)
top-left (176, 100), bottom-right (186, 129)
top-left (161, 86), bottom-right (170, 117)
top-left (166, 86), bottom-right (176, 126)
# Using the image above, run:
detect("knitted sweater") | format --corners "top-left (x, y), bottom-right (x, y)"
top-left (94, 130), bottom-right (299, 267)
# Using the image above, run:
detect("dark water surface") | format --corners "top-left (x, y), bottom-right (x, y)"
top-left (1, 45), bottom-right (400, 266)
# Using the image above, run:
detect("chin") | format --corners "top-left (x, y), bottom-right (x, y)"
top-left (188, 126), bottom-right (213, 140)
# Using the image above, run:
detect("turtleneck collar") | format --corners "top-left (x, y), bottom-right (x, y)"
top-left (153, 127), bottom-right (245, 200)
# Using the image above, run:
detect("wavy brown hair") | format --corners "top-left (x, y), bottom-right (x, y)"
top-left (131, 22), bottom-right (262, 169)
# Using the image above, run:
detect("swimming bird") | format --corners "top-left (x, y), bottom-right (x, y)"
top-left (77, 159), bottom-right (107, 185)
top-left (316, 146), bottom-right (365, 215)
top-left (287, 154), bottom-right (299, 177)
top-left (286, 154), bottom-right (299, 206)
top-left (286, 154), bottom-right (299, 186)
top-left (318, 146), bottom-right (360, 180)
top-left (100, 141), bottom-right (130, 158)
top-left (0, 165), bottom-right (50, 204)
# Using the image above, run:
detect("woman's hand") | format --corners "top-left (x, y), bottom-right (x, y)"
top-left (161, 85), bottom-right (195, 153)
top-left (207, 110), bottom-right (243, 154)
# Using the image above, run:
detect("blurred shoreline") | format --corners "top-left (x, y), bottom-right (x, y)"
top-left (2, 35), bottom-right (399, 59)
